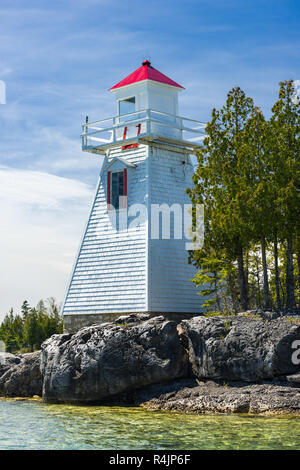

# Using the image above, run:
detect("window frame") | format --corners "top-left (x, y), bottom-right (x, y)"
top-left (118, 96), bottom-right (136, 120)
top-left (107, 168), bottom-right (127, 211)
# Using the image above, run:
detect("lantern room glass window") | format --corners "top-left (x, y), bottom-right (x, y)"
top-left (119, 97), bottom-right (135, 121)
top-left (111, 171), bottom-right (124, 209)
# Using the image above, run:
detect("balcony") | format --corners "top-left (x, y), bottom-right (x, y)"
top-left (81, 109), bottom-right (206, 154)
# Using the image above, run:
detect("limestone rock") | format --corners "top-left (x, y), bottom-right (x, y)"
top-left (0, 353), bottom-right (21, 377)
top-left (140, 379), bottom-right (300, 415)
top-left (178, 316), bottom-right (300, 382)
top-left (0, 351), bottom-right (42, 397)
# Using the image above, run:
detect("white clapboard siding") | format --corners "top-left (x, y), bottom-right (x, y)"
top-left (148, 146), bottom-right (202, 313)
top-left (62, 145), bottom-right (148, 316)
top-left (63, 142), bottom-right (203, 318)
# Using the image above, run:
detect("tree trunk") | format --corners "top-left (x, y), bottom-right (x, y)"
top-left (245, 250), bottom-right (249, 305)
top-left (297, 251), bottom-right (300, 307)
top-left (237, 246), bottom-right (248, 311)
top-left (286, 236), bottom-right (296, 309)
top-left (280, 278), bottom-right (285, 307)
top-left (227, 271), bottom-right (239, 313)
top-left (274, 238), bottom-right (281, 310)
top-left (255, 255), bottom-right (261, 308)
top-left (261, 237), bottom-right (271, 309)
top-left (214, 277), bottom-right (221, 311)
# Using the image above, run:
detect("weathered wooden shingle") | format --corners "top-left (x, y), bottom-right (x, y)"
top-left (63, 143), bottom-right (203, 318)
top-left (63, 145), bottom-right (148, 316)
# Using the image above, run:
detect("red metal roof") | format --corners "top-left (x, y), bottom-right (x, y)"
top-left (110, 60), bottom-right (184, 90)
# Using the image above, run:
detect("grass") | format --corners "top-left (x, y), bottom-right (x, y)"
top-left (287, 317), bottom-right (300, 324)
top-left (115, 322), bottom-right (130, 328)
top-left (238, 313), bottom-right (261, 319)
top-left (203, 311), bottom-right (236, 318)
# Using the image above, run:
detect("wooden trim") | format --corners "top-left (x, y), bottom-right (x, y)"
top-left (107, 171), bottom-right (111, 208)
top-left (124, 168), bottom-right (127, 208)
top-left (122, 143), bottom-right (139, 150)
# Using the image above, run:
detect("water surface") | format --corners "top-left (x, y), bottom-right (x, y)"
top-left (0, 399), bottom-right (299, 450)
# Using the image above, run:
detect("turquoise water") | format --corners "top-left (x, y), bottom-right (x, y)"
top-left (0, 399), bottom-right (299, 450)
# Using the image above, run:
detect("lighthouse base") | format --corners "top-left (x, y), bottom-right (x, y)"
top-left (63, 311), bottom-right (201, 333)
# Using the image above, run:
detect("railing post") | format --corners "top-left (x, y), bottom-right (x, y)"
top-left (178, 116), bottom-right (183, 140)
top-left (82, 124), bottom-right (87, 149)
top-left (112, 117), bottom-right (116, 143)
top-left (146, 109), bottom-right (151, 135)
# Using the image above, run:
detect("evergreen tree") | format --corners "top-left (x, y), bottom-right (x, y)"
top-left (270, 80), bottom-right (300, 309)
top-left (23, 309), bottom-right (39, 352)
top-left (188, 87), bottom-right (256, 310)
top-left (188, 81), bottom-right (299, 313)
top-left (21, 300), bottom-right (30, 320)
top-left (243, 108), bottom-right (273, 308)
top-left (0, 298), bottom-right (63, 353)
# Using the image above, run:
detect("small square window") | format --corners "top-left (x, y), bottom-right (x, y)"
top-left (119, 97), bottom-right (135, 120)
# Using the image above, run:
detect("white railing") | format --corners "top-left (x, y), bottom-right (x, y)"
top-left (81, 109), bottom-right (206, 151)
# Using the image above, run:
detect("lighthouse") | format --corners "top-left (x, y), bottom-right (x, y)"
top-left (62, 60), bottom-right (206, 333)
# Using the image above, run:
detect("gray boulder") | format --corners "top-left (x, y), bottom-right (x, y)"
top-left (0, 353), bottom-right (21, 377)
top-left (0, 351), bottom-right (42, 397)
top-left (41, 316), bottom-right (188, 403)
top-left (178, 316), bottom-right (300, 382)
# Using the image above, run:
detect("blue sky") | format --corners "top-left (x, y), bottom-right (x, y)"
top-left (0, 0), bottom-right (299, 318)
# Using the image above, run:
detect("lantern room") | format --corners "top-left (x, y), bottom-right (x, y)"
top-left (82, 61), bottom-right (205, 154)
top-left (110, 59), bottom-right (183, 118)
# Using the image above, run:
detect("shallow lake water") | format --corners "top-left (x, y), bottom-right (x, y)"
top-left (0, 398), bottom-right (299, 450)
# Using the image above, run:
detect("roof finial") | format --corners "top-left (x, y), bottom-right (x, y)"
top-left (142, 59), bottom-right (151, 67)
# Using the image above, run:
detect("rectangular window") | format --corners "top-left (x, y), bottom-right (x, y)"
top-left (119, 97), bottom-right (135, 122)
top-left (111, 171), bottom-right (124, 210)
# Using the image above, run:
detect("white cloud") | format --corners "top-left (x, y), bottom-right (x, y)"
top-left (0, 166), bottom-right (94, 319)
top-left (0, 165), bottom-right (92, 208)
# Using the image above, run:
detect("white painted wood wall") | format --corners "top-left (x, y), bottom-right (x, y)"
top-left (62, 141), bottom-right (202, 317)
top-left (148, 145), bottom-right (202, 313)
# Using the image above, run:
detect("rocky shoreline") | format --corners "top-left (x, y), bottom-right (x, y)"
top-left (0, 312), bottom-right (300, 415)
top-left (128, 379), bottom-right (300, 415)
